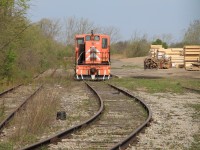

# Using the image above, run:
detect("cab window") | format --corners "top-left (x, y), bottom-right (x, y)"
top-left (85, 35), bottom-right (91, 41)
top-left (102, 38), bottom-right (107, 49)
top-left (94, 36), bottom-right (100, 41)
top-left (77, 38), bottom-right (84, 46)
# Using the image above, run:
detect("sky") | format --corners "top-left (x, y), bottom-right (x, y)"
top-left (27, 0), bottom-right (200, 42)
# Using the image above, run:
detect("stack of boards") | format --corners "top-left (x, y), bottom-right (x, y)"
top-left (150, 45), bottom-right (184, 68)
top-left (184, 45), bottom-right (200, 71)
top-left (149, 45), bottom-right (200, 70)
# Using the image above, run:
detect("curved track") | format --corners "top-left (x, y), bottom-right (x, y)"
top-left (20, 81), bottom-right (151, 150)
top-left (20, 81), bottom-right (104, 150)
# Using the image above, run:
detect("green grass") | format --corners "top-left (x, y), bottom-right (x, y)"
top-left (121, 65), bottom-right (142, 69)
top-left (108, 77), bottom-right (187, 93)
top-left (0, 142), bottom-right (13, 150)
top-left (181, 79), bottom-right (200, 91)
top-left (188, 104), bottom-right (200, 150)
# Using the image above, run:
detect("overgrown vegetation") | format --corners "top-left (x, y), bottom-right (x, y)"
top-left (0, 87), bottom-right (60, 149)
top-left (109, 78), bottom-right (200, 93)
top-left (188, 104), bottom-right (200, 150)
top-left (111, 34), bottom-right (150, 58)
top-left (0, 1), bottom-right (69, 86)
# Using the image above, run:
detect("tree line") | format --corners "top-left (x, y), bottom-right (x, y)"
top-left (0, 0), bottom-right (199, 84)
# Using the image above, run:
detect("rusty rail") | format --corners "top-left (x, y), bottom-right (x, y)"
top-left (0, 84), bottom-right (23, 98)
top-left (0, 85), bottom-right (43, 131)
top-left (108, 84), bottom-right (152, 150)
top-left (20, 81), bottom-right (104, 150)
top-left (182, 86), bottom-right (200, 94)
top-left (20, 81), bottom-right (152, 150)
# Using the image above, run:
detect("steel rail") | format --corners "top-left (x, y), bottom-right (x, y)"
top-left (20, 81), bottom-right (104, 150)
top-left (0, 85), bottom-right (43, 131)
top-left (0, 69), bottom-right (58, 131)
top-left (182, 86), bottom-right (200, 94)
top-left (108, 83), bottom-right (152, 150)
top-left (0, 84), bottom-right (23, 98)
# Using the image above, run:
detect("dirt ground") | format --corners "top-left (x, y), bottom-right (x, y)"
top-left (111, 57), bottom-right (200, 79)
top-left (111, 57), bottom-right (200, 150)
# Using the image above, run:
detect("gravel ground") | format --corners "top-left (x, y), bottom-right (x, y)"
top-left (127, 91), bottom-right (200, 150)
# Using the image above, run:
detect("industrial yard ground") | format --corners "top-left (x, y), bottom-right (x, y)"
top-left (0, 57), bottom-right (199, 149)
top-left (110, 56), bottom-right (200, 149)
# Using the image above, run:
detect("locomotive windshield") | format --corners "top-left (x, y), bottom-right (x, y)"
top-left (86, 35), bottom-right (91, 41)
top-left (77, 38), bottom-right (84, 46)
top-left (85, 35), bottom-right (100, 41)
top-left (94, 36), bottom-right (100, 41)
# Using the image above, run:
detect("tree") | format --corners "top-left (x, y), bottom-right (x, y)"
top-left (183, 20), bottom-right (200, 44)
top-left (64, 16), bottom-right (121, 45)
top-left (65, 16), bottom-right (97, 45)
top-left (100, 26), bottom-right (121, 44)
top-left (152, 39), bottom-right (168, 49)
top-left (38, 18), bottom-right (61, 40)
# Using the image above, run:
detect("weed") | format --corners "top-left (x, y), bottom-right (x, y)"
top-left (187, 104), bottom-right (200, 150)
top-left (121, 65), bottom-right (142, 69)
top-left (108, 78), bottom-right (182, 93)
top-left (0, 142), bottom-right (13, 150)
top-left (7, 87), bottom-right (60, 148)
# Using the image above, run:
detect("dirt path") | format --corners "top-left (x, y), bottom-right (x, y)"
top-left (111, 57), bottom-right (200, 79)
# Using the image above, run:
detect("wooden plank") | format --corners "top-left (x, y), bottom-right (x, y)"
top-left (184, 58), bottom-right (199, 61)
top-left (171, 48), bottom-right (183, 52)
top-left (151, 45), bottom-right (162, 49)
top-left (184, 45), bottom-right (200, 49)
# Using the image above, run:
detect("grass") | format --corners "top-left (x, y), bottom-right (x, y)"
top-left (188, 104), bottom-right (200, 150)
top-left (0, 86), bottom-right (60, 149)
top-left (121, 64), bottom-right (142, 69)
top-left (108, 77), bottom-right (189, 93)
top-left (181, 79), bottom-right (200, 91)
top-left (109, 77), bottom-right (200, 149)
top-left (0, 142), bottom-right (13, 150)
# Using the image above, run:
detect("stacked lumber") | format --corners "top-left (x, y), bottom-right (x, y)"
top-left (149, 45), bottom-right (184, 68)
top-left (149, 45), bottom-right (162, 58)
top-left (184, 45), bottom-right (200, 70)
top-left (159, 48), bottom-right (184, 68)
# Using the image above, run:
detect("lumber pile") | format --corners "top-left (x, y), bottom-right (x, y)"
top-left (149, 45), bottom-right (184, 68)
top-left (184, 45), bottom-right (200, 71)
top-left (144, 57), bottom-right (158, 69)
top-left (159, 48), bottom-right (184, 68)
top-left (146, 45), bottom-right (172, 69)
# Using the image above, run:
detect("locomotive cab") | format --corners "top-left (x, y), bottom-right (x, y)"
top-left (75, 31), bottom-right (111, 80)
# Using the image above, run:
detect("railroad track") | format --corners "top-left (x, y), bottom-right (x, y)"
top-left (0, 69), bottom-right (57, 133)
top-left (181, 86), bottom-right (200, 94)
top-left (20, 81), bottom-right (152, 150)
top-left (0, 85), bottom-right (43, 132)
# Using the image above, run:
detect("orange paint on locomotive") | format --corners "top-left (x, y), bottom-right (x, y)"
top-left (75, 31), bottom-right (111, 80)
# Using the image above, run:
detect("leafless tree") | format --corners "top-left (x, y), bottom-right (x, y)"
top-left (65, 16), bottom-right (97, 45)
top-left (38, 18), bottom-right (61, 40)
top-left (100, 26), bottom-right (121, 44)
top-left (64, 16), bottom-right (121, 45)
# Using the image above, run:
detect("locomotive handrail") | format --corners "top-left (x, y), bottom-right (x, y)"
top-left (76, 51), bottom-right (84, 65)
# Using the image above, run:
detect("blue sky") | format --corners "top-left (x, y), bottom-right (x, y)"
top-left (28, 0), bottom-right (200, 42)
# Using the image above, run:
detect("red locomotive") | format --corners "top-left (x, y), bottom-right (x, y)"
top-left (75, 30), bottom-right (111, 80)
